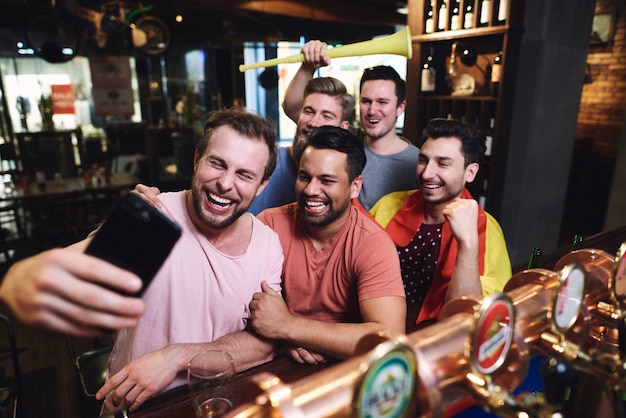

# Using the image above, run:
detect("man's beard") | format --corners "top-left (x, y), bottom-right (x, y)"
top-left (299, 195), bottom-right (351, 227)
top-left (191, 187), bottom-right (248, 229)
top-left (292, 132), bottom-right (308, 164)
top-left (419, 180), bottom-right (466, 206)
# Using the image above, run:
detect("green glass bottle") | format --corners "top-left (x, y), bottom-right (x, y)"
top-left (527, 247), bottom-right (543, 269)
top-left (572, 234), bottom-right (585, 251)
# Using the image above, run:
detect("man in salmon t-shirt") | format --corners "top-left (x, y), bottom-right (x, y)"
top-left (132, 125), bottom-right (406, 365)
top-left (249, 125), bottom-right (406, 364)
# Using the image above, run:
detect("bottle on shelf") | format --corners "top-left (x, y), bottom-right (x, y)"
top-left (464, 0), bottom-right (474, 29)
top-left (446, 42), bottom-right (459, 93)
top-left (497, 0), bottom-right (508, 23)
top-left (421, 47), bottom-right (437, 94)
top-left (437, 0), bottom-right (448, 32)
top-left (450, 0), bottom-right (462, 30)
top-left (479, 0), bottom-right (491, 26)
top-left (527, 247), bottom-right (543, 269)
top-left (490, 51), bottom-right (503, 97)
top-left (484, 117), bottom-right (494, 157)
top-left (425, 1), bottom-right (435, 34)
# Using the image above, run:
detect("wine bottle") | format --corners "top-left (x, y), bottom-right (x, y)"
top-left (527, 247), bottom-right (543, 269)
top-left (450, 0), bottom-right (461, 30)
top-left (479, 0), bottom-right (491, 26)
top-left (421, 47), bottom-right (437, 93)
top-left (497, 0), bottom-right (508, 23)
top-left (484, 117), bottom-right (494, 157)
top-left (490, 51), bottom-right (502, 97)
top-left (437, 0), bottom-right (448, 31)
top-left (425, 1), bottom-right (435, 34)
top-left (464, 0), bottom-right (474, 29)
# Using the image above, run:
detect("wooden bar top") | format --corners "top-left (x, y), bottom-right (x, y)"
top-left (131, 355), bottom-right (336, 418)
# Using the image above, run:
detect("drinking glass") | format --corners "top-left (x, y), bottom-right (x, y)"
top-left (187, 350), bottom-right (236, 417)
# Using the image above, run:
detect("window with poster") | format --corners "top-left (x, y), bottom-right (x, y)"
top-left (242, 40), bottom-right (407, 145)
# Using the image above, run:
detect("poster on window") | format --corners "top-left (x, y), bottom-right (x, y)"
top-left (50, 84), bottom-right (76, 114)
top-left (89, 56), bottom-right (134, 117)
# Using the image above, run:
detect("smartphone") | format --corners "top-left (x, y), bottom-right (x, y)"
top-left (85, 192), bottom-right (182, 296)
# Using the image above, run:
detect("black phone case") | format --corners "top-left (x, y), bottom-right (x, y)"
top-left (85, 193), bottom-right (182, 296)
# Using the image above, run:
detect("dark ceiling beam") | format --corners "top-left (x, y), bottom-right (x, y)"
top-left (175, 0), bottom-right (406, 26)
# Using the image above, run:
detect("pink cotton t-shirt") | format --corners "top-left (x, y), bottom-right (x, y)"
top-left (107, 191), bottom-right (283, 391)
top-left (258, 203), bottom-right (404, 324)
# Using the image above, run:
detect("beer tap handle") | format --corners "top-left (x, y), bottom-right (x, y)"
top-left (617, 315), bottom-right (626, 358)
top-left (612, 396), bottom-right (626, 418)
top-left (540, 357), bottom-right (575, 411)
top-left (613, 315), bottom-right (626, 418)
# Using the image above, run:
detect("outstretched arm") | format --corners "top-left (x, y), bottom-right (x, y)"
top-left (282, 40), bottom-right (331, 122)
top-left (0, 244), bottom-right (146, 337)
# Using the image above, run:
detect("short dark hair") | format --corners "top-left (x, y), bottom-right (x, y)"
top-left (304, 77), bottom-right (356, 122)
top-left (197, 109), bottom-right (277, 181)
top-left (420, 118), bottom-right (486, 167)
top-left (359, 65), bottom-right (406, 104)
top-left (306, 125), bottom-right (366, 182)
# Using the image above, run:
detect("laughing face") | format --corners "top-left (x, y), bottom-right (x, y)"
top-left (417, 136), bottom-right (478, 206)
top-left (293, 93), bottom-right (350, 161)
top-left (297, 93), bottom-right (348, 139)
top-left (295, 147), bottom-right (361, 229)
top-left (191, 125), bottom-right (270, 229)
top-left (359, 79), bottom-right (405, 142)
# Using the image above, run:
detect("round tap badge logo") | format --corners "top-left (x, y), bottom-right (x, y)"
top-left (357, 348), bottom-right (416, 418)
top-left (554, 264), bottom-right (585, 332)
top-left (472, 295), bottom-right (514, 375)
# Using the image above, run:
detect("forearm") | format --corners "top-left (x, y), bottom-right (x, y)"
top-left (280, 317), bottom-right (386, 359)
top-left (446, 242), bottom-right (482, 302)
top-left (282, 64), bottom-right (316, 121)
top-left (167, 330), bottom-right (275, 374)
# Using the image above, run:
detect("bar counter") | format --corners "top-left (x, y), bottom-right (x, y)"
top-left (132, 354), bottom-right (337, 418)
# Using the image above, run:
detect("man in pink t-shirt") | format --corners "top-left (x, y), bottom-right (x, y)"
top-left (1, 110), bottom-right (284, 414)
top-left (95, 110), bottom-right (285, 413)
top-left (251, 125), bottom-right (406, 364)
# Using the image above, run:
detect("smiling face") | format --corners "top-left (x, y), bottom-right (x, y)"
top-left (359, 79), bottom-right (405, 141)
top-left (191, 125), bottom-right (269, 229)
top-left (417, 136), bottom-right (478, 206)
top-left (295, 147), bottom-right (361, 229)
top-left (295, 92), bottom-right (349, 140)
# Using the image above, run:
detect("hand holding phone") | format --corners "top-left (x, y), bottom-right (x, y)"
top-left (85, 193), bottom-right (181, 296)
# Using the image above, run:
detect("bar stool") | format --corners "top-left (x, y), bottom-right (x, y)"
top-left (65, 336), bottom-right (112, 416)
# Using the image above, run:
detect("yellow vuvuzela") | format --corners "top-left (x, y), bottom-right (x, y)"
top-left (238, 26), bottom-right (412, 72)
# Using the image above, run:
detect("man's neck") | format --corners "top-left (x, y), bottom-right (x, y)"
top-left (186, 190), bottom-right (251, 256)
top-left (422, 190), bottom-right (468, 225)
top-left (422, 201), bottom-right (447, 225)
top-left (365, 133), bottom-right (408, 155)
top-left (303, 209), bottom-right (351, 251)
